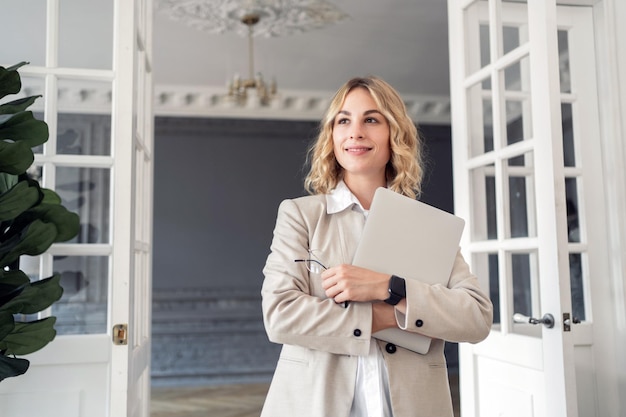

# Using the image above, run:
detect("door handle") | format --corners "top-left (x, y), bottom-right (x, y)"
top-left (513, 313), bottom-right (555, 328)
top-left (562, 313), bottom-right (581, 331)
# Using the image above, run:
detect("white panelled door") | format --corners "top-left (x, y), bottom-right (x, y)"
top-left (110, 1), bottom-right (154, 416)
top-left (448, 1), bottom-right (611, 416)
top-left (0, 1), bottom-right (153, 417)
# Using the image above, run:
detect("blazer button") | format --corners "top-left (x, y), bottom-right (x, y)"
top-left (353, 329), bottom-right (362, 337)
top-left (385, 343), bottom-right (397, 354)
top-left (415, 319), bottom-right (424, 327)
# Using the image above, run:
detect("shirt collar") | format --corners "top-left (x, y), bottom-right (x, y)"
top-left (326, 180), bottom-right (367, 215)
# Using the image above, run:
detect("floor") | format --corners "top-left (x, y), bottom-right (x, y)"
top-left (150, 382), bottom-right (270, 417)
top-left (150, 375), bottom-right (459, 417)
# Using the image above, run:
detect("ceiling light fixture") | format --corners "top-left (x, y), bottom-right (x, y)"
top-left (226, 12), bottom-right (276, 106)
top-left (155, 0), bottom-right (348, 107)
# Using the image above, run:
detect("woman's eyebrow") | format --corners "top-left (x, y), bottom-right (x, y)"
top-left (336, 109), bottom-right (381, 116)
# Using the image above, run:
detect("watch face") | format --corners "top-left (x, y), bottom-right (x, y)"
top-left (385, 275), bottom-right (406, 305)
top-left (390, 275), bottom-right (406, 298)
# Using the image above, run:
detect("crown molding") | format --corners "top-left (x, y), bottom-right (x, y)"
top-left (154, 84), bottom-right (451, 125)
top-left (16, 79), bottom-right (451, 125)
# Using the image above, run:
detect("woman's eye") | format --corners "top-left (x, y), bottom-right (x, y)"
top-left (336, 117), bottom-right (349, 125)
top-left (365, 117), bottom-right (378, 123)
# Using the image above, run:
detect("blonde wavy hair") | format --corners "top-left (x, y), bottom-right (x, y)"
top-left (304, 76), bottom-right (424, 199)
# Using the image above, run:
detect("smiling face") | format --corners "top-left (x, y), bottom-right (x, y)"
top-left (332, 87), bottom-right (391, 188)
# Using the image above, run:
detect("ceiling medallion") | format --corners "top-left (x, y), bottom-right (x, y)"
top-left (155, 0), bottom-right (349, 37)
top-left (156, 0), bottom-right (348, 107)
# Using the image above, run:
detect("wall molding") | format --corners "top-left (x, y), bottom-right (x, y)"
top-left (154, 84), bottom-right (452, 124)
top-left (18, 77), bottom-right (451, 124)
top-left (151, 287), bottom-right (280, 387)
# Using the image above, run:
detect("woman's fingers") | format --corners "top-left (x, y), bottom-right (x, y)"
top-left (321, 265), bottom-right (390, 302)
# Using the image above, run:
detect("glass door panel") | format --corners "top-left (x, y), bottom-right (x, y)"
top-left (56, 166), bottom-right (111, 244)
top-left (503, 56), bottom-right (532, 145)
top-left (472, 252), bottom-right (501, 324)
top-left (470, 164), bottom-right (497, 241)
top-left (56, 113), bottom-right (112, 156)
top-left (557, 30), bottom-right (572, 94)
top-left (507, 151), bottom-right (536, 238)
top-left (52, 255), bottom-right (109, 335)
top-left (464, 0), bottom-right (491, 74)
top-left (511, 252), bottom-right (535, 317)
top-left (480, 24), bottom-right (491, 68)
top-left (467, 80), bottom-right (494, 157)
top-left (561, 103), bottom-right (576, 167)
top-left (502, 25), bottom-right (522, 55)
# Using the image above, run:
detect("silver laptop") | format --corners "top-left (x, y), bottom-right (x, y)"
top-left (352, 187), bottom-right (465, 354)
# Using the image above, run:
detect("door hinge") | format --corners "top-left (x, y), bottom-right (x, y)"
top-left (113, 323), bottom-right (128, 345)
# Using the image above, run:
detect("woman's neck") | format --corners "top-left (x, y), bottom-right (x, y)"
top-left (343, 176), bottom-right (386, 210)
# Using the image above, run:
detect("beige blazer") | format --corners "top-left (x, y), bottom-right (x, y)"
top-left (261, 195), bottom-right (493, 417)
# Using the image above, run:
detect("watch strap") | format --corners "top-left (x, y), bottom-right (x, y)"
top-left (384, 275), bottom-right (406, 305)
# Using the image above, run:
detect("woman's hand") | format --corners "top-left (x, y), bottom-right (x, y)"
top-left (321, 264), bottom-right (390, 304)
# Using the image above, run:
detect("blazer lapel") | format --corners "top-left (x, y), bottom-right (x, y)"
top-left (332, 208), bottom-right (366, 265)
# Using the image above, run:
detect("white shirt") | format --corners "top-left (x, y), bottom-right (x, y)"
top-left (327, 181), bottom-right (393, 417)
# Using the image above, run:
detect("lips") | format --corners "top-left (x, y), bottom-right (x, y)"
top-left (345, 146), bottom-right (372, 153)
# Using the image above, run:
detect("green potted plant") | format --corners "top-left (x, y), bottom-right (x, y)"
top-left (0, 62), bottom-right (80, 381)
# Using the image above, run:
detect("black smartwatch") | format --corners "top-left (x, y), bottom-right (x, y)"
top-left (384, 275), bottom-right (406, 305)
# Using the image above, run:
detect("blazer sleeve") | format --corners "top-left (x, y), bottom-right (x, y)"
top-left (394, 249), bottom-right (493, 343)
top-left (261, 199), bottom-right (372, 357)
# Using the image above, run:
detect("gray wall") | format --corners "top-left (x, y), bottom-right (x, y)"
top-left (153, 117), bottom-right (317, 291)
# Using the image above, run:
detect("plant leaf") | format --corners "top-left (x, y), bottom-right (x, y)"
top-left (41, 188), bottom-right (62, 205)
top-left (0, 269), bottom-right (31, 286)
top-left (0, 172), bottom-right (18, 194)
top-left (0, 233), bottom-right (23, 269)
top-left (0, 114), bottom-right (14, 124)
top-left (0, 140), bottom-right (34, 175)
top-left (0, 354), bottom-right (30, 381)
top-left (0, 180), bottom-right (40, 221)
top-left (0, 220), bottom-right (57, 267)
top-left (0, 66), bottom-right (21, 101)
top-left (5, 63), bottom-right (29, 72)
top-left (0, 96), bottom-right (41, 115)
top-left (0, 316), bottom-right (57, 355)
top-left (16, 203), bottom-right (80, 243)
top-left (0, 283), bottom-right (27, 310)
top-left (0, 310), bottom-right (16, 341)
top-left (47, 205), bottom-right (80, 242)
top-left (0, 111), bottom-right (49, 148)
top-left (2, 274), bottom-right (64, 315)
top-left (0, 269), bottom-right (30, 309)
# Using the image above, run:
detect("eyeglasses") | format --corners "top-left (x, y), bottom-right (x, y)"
top-left (294, 250), bottom-right (348, 308)
top-left (294, 250), bottom-right (327, 274)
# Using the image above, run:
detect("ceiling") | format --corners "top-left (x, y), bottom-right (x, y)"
top-left (152, 0), bottom-right (452, 120)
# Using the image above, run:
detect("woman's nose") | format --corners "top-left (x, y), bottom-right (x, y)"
top-left (349, 125), bottom-right (364, 139)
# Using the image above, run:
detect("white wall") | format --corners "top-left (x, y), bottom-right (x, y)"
top-left (594, 0), bottom-right (626, 414)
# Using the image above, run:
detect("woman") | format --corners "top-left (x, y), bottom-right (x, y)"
top-left (261, 76), bottom-right (493, 417)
